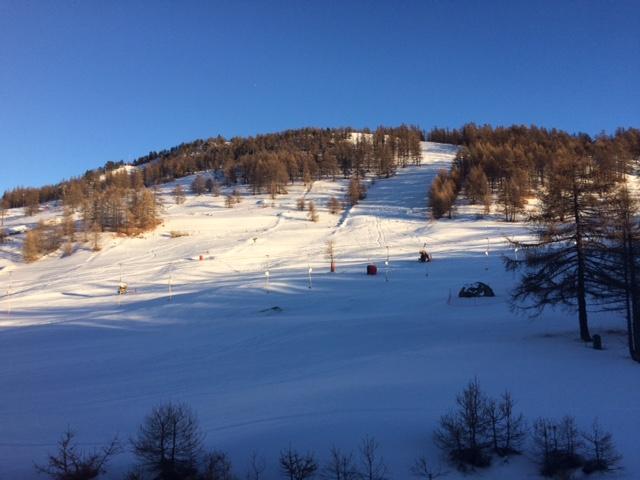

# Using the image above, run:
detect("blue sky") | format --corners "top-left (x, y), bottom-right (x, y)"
top-left (0, 0), bottom-right (638, 192)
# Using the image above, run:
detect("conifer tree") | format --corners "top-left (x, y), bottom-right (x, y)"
top-left (328, 196), bottom-right (342, 215)
top-left (0, 198), bottom-right (7, 226)
top-left (429, 170), bottom-right (457, 219)
top-left (191, 175), bottom-right (206, 195)
top-left (506, 151), bottom-right (609, 341)
top-left (591, 184), bottom-right (640, 361)
top-left (173, 185), bottom-right (186, 205)
top-left (465, 166), bottom-right (490, 205)
top-left (23, 228), bottom-right (42, 262)
top-left (307, 201), bottom-right (318, 222)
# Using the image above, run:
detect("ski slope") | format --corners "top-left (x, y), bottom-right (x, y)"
top-left (0, 142), bottom-right (638, 479)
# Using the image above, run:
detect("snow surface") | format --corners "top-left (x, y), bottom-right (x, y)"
top-left (0, 142), bottom-right (638, 479)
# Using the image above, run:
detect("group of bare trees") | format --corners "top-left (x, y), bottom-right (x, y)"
top-left (34, 381), bottom-right (622, 480)
top-left (434, 379), bottom-right (621, 478)
top-left (35, 402), bottom-right (441, 480)
top-left (19, 169), bottom-right (160, 262)
top-left (428, 170), bottom-right (459, 219)
top-left (506, 153), bottom-right (640, 360)
top-left (2, 126), bottom-right (424, 213)
top-left (5, 126), bottom-right (421, 263)
top-left (22, 220), bottom-right (66, 262)
top-left (424, 125), bottom-right (640, 361)
top-left (427, 124), bottom-right (639, 221)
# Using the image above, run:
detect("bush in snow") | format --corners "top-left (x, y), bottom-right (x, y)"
top-left (307, 201), bottom-right (319, 222)
top-left (434, 378), bottom-right (492, 471)
top-left (131, 402), bottom-right (203, 480)
top-left (246, 452), bottom-right (267, 480)
top-left (174, 185), bottom-right (186, 205)
top-left (357, 435), bottom-right (389, 480)
top-left (327, 196), bottom-right (342, 215)
top-left (484, 391), bottom-right (527, 456)
top-left (22, 221), bottom-right (63, 262)
top-left (201, 450), bottom-right (236, 480)
top-left (34, 428), bottom-right (120, 480)
top-left (581, 420), bottom-right (622, 474)
top-left (279, 446), bottom-right (318, 480)
top-left (347, 177), bottom-right (366, 206)
top-left (205, 178), bottom-right (221, 196)
top-left (322, 446), bottom-right (359, 480)
top-left (410, 455), bottom-right (446, 479)
top-left (434, 379), bottom-right (526, 471)
top-left (532, 416), bottom-right (584, 478)
top-left (191, 175), bottom-right (207, 195)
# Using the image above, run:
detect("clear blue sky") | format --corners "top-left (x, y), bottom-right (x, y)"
top-left (0, 0), bottom-right (638, 193)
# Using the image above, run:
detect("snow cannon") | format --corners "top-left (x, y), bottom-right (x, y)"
top-left (419, 250), bottom-right (432, 263)
top-left (366, 264), bottom-right (377, 275)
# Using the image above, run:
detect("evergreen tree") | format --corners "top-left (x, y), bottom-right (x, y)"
top-left (591, 184), bottom-right (640, 361)
top-left (465, 166), bottom-right (491, 205)
top-left (131, 403), bottom-right (203, 480)
top-left (0, 198), bottom-right (8, 226)
top-left (23, 227), bottom-right (42, 263)
top-left (328, 196), bottom-right (342, 215)
top-left (191, 175), bottom-right (207, 195)
top-left (307, 201), bottom-right (319, 222)
top-left (506, 152), bottom-right (609, 341)
top-left (429, 170), bottom-right (457, 219)
top-left (173, 185), bottom-right (186, 205)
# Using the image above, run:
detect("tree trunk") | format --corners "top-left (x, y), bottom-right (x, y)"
top-left (627, 230), bottom-right (640, 362)
top-left (573, 183), bottom-right (591, 342)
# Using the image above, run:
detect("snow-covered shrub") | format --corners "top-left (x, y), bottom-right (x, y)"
top-left (307, 201), bottom-right (319, 222)
top-left (357, 436), bottom-right (389, 480)
top-left (328, 196), bottom-right (342, 215)
top-left (201, 450), bottom-right (236, 480)
top-left (532, 416), bottom-right (584, 478)
top-left (581, 420), bottom-right (622, 474)
top-left (484, 391), bottom-right (527, 456)
top-left (433, 378), bottom-right (492, 471)
top-left (279, 446), bottom-right (318, 480)
top-left (131, 402), bottom-right (203, 480)
top-left (322, 446), bottom-right (359, 480)
top-left (34, 428), bottom-right (120, 480)
top-left (434, 379), bottom-right (526, 471)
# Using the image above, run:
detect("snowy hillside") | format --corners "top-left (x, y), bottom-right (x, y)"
top-left (0, 142), bottom-right (638, 479)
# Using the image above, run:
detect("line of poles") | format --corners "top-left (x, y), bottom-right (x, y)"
top-left (0, 236), bottom-right (522, 316)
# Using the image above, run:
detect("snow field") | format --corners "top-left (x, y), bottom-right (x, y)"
top-left (0, 142), bottom-right (637, 479)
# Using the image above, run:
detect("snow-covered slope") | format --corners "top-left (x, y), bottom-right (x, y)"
top-left (0, 142), bottom-right (637, 479)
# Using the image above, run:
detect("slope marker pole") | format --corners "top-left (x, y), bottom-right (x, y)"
top-left (168, 263), bottom-right (173, 301)
top-left (118, 262), bottom-right (123, 306)
top-left (484, 237), bottom-right (490, 271)
top-left (385, 245), bottom-right (390, 282)
top-left (6, 271), bottom-right (12, 319)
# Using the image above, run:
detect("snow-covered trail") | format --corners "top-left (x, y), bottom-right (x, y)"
top-left (2, 142), bottom-right (459, 322)
top-left (335, 142), bottom-right (455, 262)
top-left (0, 142), bottom-right (639, 479)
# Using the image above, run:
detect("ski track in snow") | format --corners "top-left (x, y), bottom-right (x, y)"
top-left (0, 142), bottom-right (639, 479)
